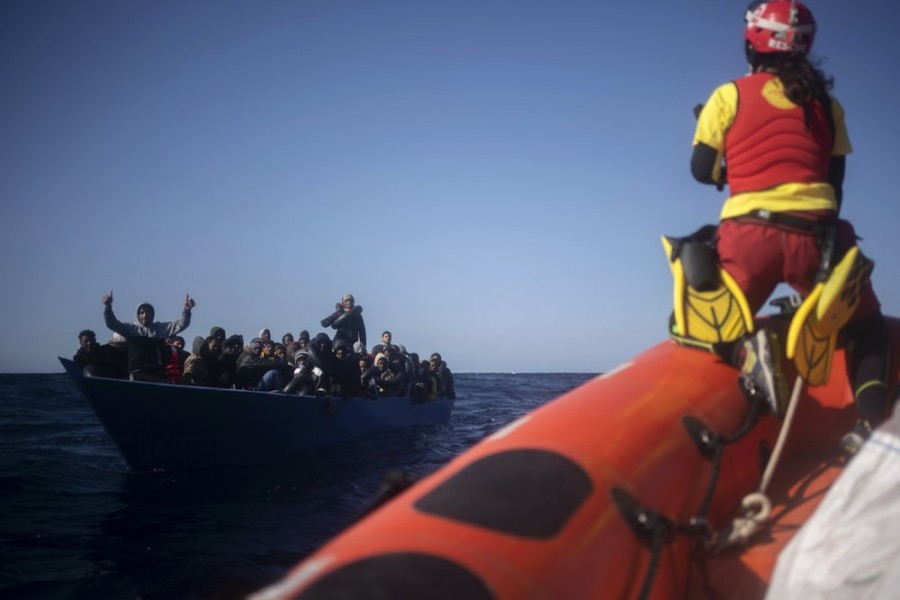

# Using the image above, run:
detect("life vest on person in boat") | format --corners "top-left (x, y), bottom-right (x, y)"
top-left (164, 346), bottom-right (182, 383)
top-left (726, 73), bottom-right (832, 196)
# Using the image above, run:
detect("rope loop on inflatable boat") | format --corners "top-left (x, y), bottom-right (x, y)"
top-left (716, 375), bottom-right (805, 548)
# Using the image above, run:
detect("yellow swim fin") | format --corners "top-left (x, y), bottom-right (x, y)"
top-left (662, 234), bottom-right (754, 345)
top-left (786, 246), bottom-right (873, 386)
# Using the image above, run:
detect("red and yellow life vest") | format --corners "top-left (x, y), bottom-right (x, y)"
top-left (725, 73), bottom-right (832, 195)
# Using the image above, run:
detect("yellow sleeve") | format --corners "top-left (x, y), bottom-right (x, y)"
top-left (830, 95), bottom-right (852, 156)
top-left (693, 82), bottom-right (738, 151)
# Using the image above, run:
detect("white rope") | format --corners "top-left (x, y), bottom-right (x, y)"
top-left (720, 375), bottom-right (805, 547)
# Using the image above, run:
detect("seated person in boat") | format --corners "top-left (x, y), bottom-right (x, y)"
top-left (296, 330), bottom-right (311, 351)
top-left (182, 336), bottom-right (211, 386)
top-left (218, 334), bottom-right (242, 388)
top-left (235, 338), bottom-right (284, 391)
top-left (73, 329), bottom-right (127, 378)
top-left (430, 353), bottom-right (456, 399)
top-left (281, 350), bottom-right (326, 395)
top-left (405, 352), bottom-right (437, 402)
top-left (307, 332), bottom-right (339, 378)
top-left (164, 336), bottom-right (189, 383)
top-left (101, 290), bottom-right (195, 339)
top-left (370, 330), bottom-right (397, 356)
top-left (330, 339), bottom-right (365, 398)
top-left (361, 353), bottom-right (405, 397)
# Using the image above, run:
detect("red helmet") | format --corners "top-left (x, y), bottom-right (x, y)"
top-left (745, 0), bottom-right (816, 55)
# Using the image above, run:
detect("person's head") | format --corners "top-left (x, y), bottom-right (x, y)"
top-left (381, 331), bottom-right (392, 344)
top-left (78, 329), bottom-right (97, 351)
top-left (282, 333), bottom-right (294, 345)
top-left (382, 345), bottom-right (395, 360)
top-left (168, 335), bottom-right (186, 351)
top-left (299, 330), bottom-right (310, 343)
top-left (262, 340), bottom-right (275, 356)
top-left (206, 335), bottom-right (221, 354)
top-left (333, 340), bottom-right (350, 359)
top-left (358, 357), bottom-right (370, 372)
top-left (250, 339), bottom-right (263, 355)
top-left (224, 334), bottom-right (243, 354)
top-left (136, 303), bottom-right (155, 326)
top-left (259, 329), bottom-right (271, 342)
top-left (374, 353), bottom-right (387, 369)
top-left (341, 294), bottom-right (355, 310)
top-left (744, 1), bottom-right (815, 66)
top-left (294, 350), bottom-right (310, 369)
top-left (314, 333), bottom-right (332, 352)
top-left (274, 343), bottom-right (286, 359)
top-left (210, 326), bottom-right (226, 342)
top-left (429, 353), bottom-right (442, 369)
top-left (744, 1), bottom-right (831, 108)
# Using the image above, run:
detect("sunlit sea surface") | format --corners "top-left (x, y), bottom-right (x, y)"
top-left (0, 371), bottom-right (594, 599)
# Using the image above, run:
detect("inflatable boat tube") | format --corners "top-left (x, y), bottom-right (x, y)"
top-left (254, 318), bottom-right (900, 600)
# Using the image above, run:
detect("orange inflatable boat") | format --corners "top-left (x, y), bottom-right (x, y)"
top-left (252, 318), bottom-right (900, 600)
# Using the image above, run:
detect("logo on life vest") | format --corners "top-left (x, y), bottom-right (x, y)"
top-left (761, 78), bottom-right (796, 110)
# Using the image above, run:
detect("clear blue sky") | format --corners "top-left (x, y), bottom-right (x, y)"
top-left (2, 1), bottom-right (899, 373)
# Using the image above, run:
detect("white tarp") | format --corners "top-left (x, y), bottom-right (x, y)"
top-left (766, 410), bottom-right (900, 599)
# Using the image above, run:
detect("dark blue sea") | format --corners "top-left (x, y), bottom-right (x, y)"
top-left (0, 372), bottom-right (594, 599)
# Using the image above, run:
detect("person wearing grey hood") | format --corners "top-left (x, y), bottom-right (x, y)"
top-left (102, 290), bottom-right (195, 339)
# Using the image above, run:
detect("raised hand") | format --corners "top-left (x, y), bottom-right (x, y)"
top-left (102, 290), bottom-right (113, 306)
top-left (184, 294), bottom-right (196, 311)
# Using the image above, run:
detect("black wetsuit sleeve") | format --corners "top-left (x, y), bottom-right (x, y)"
top-left (690, 143), bottom-right (721, 185)
top-left (829, 155), bottom-right (845, 214)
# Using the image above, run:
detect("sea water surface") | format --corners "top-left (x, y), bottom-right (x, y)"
top-left (0, 371), bottom-right (595, 599)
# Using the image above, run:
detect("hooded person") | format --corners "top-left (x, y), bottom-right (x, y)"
top-left (182, 336), bottom-right (210, 386)
top-left (101, 290), bottom-right (195, 339)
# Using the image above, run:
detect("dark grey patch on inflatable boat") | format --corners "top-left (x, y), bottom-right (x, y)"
top-left (414, 448), bottom-right (593, 538)
top-left (297, 552), bottom-right (494, 600)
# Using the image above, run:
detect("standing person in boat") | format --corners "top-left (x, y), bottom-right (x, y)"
top-left (321, 293), bottom-right (367, 353)
top-left (690, 0), bottom-right (888, 453)
top-left (101, 290), bottom-right (195, 339)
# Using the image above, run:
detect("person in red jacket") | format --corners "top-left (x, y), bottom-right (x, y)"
top-left (691, 0), bottom-right (888, 453)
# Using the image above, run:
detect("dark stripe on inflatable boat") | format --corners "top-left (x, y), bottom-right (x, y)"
top-left (297, 552), bottom-right (493, 600)
top-left (413, 448), bottom-right (592, 538)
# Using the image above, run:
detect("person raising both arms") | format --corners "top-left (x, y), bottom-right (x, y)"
top-left (690, 0), bottom-right (888, 454)
top-left (102, 290), bottom-right (196, 339)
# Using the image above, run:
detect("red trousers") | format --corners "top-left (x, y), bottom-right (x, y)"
top-left (716, 217), bottom-right (880, 320)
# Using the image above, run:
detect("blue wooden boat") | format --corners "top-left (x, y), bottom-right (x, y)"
top-left (59, 357), bottom-right (455, 471)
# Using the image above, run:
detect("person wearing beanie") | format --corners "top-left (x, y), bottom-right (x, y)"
top-left (320, 293), bottom-right (367, 351)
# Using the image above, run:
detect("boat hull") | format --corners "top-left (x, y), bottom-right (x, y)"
top-left (60, 358), bottom-right (455, 471)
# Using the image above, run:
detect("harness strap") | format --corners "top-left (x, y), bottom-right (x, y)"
top-left (731, 209), bottom-right (837, 234)
top-left (730, 210), bottom-right (839, 283)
